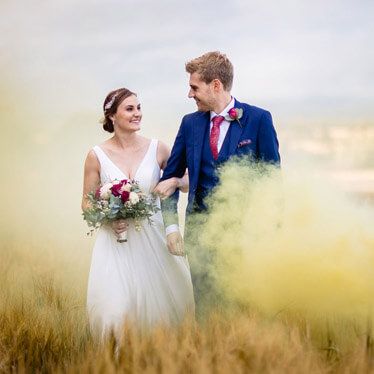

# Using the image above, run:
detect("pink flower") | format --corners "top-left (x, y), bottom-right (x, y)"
top-left (121, 183), bottom-right (132, 192)
top-left (120, 191), bottom-right (130, 202)
top-left (228, 108), bottom-right (237, 118)
top-left (99, 183), bottom-right (113, 199)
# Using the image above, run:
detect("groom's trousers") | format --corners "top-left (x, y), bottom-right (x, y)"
top-left (184, 209), bottom-right (228, 322)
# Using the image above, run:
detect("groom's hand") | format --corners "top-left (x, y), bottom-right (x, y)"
top-left (153, 178), bottom-right (179, 200)
top-left (167, 232), bottom-right (184, 256)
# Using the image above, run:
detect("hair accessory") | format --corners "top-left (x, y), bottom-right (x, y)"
top-left (104, 94), bottom-right (118, 111)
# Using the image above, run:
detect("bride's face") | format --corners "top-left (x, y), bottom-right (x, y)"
top-left (111, 95), bottom-right (142, 132)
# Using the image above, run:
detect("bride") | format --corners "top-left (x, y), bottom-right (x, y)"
top-left (82, 88), bottom-right (194, 336)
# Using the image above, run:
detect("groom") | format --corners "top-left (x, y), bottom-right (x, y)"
top-left (154, 51), bottom-right (280, 314)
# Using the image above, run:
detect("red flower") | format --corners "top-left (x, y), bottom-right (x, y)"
top-left (111, 183), bottom-right (122, 197)
top-left (95, 187), bottom-right (101, 199)
top-left (120, 191), bottom-right (130, 202)
top-left (228, 108), bottom-right (237, 118)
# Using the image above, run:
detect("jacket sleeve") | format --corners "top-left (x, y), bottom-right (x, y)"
top-left (161, 117), bottom-right (188, 181)
top-left (160, 118), bottom-right (188, 227)
top-left (257, 111), bottom-right (281, 164)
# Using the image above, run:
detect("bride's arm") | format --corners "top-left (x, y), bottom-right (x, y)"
top-left (154, 141), bottom-right (189, 198)
top-left (82, 150), bottom-right (101, 212)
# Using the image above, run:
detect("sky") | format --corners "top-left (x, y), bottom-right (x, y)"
top-left (1, 0), bottom-right (373, 129)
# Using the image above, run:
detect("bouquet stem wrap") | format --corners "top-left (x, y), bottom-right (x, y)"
top-left (117, 230), bottom-right (128, 243)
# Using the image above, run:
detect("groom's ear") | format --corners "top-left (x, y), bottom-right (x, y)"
top-left (211, 78), bottom-right (222, 92)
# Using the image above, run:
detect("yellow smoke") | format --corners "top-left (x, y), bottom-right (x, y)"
top-left (197, 159), bottom-right (374, 331)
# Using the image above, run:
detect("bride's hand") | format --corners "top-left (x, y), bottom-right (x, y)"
top-left (152, 178), bottom-right (179, 200)
top-left (110, 219), bottom-right (129, 238)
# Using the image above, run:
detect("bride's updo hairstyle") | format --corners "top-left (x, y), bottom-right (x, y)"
top-left (101, 88), bottom-right (136, 133)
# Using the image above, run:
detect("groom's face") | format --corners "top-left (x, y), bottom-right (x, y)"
top-left (188, 72), bottom-right (216, 112)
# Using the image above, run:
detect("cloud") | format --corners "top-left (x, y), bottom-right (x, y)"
top-left (1, 0), bottom-right (373, 122)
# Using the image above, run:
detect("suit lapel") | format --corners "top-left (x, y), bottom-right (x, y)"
top-left (192, 112), bottom-right (210, 189)
top-left (190, 101), bottom-right (248, 188)
top-left (228, 99), bottom-right (247, 155)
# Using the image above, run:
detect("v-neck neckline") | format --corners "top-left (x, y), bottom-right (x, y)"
top-left (97, 140), bottom-right (153, 180)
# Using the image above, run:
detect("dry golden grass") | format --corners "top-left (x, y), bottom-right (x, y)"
top-left (2, 240), bottom-right (374, 374)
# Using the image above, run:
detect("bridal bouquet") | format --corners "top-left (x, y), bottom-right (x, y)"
top-left (83, 179), bottom-right (159, 243)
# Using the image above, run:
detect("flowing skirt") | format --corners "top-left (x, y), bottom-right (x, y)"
top-left (87, 212), bottom-right (194, 336)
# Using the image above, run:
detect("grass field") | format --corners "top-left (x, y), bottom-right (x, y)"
top-left (2, 238), bottom-right (374, 374)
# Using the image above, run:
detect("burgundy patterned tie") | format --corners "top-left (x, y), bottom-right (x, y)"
top-left (210, 115), bottom-right (225, 160)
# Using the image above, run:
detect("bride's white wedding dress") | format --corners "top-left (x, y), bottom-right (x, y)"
top-left (87, 139), bottom-right (194, 335)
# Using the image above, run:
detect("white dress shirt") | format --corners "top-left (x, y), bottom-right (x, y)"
top-left (209, 97), bottom-right (235, 153)
top-left (165, 97), bottom-right (235, 236)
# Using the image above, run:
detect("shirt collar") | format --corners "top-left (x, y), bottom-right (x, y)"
top-left (210, 97), bottom-right (235, 120)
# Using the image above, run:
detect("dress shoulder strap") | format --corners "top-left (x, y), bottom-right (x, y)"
top-left (92, 145), bottom-right (118, 177)
top-left (149, 139), bottom-right (160, 166)
top-left (92, 145), bottom-right (108, 167)
top-left (150, 139), bottom-right (158, 156)
top-left (91, 145), bottom-right (118, 182)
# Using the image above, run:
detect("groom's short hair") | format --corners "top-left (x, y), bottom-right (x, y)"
top-left (185, 51), bottom-right (233, 91)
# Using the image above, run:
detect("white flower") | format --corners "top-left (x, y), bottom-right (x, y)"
top-left (129, 192), bottom-right (139, 204)
top-left (121, 183), bottom-right (132, 192)
top-left (100, 183), bottom-right (113, 199)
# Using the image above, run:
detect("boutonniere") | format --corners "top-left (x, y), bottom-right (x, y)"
top-left (225, 107), bottom-right (243, 127)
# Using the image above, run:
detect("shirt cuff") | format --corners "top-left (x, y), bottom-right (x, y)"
top-left (165, 224), bottom-right (180, 236)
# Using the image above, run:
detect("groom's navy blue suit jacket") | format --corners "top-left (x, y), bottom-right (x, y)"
top-left (160, 99), bottom-right (280, 226)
